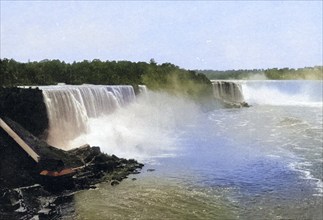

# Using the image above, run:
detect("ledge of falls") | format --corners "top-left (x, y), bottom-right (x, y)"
top-left (211, 80), bottom-right (250, 107)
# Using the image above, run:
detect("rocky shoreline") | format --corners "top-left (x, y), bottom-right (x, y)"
top-left (0, 150), bottom-right (143, 219)
top-left (0, 87), bottom-right (144, 219)
top-left (0, 121), bottom-right (143, 219)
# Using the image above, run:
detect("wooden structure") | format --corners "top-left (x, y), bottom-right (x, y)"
top-left (0, 117), bottom-right (40, 163)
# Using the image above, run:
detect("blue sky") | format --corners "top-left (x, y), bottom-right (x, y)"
top-left (1, 1), bottom-right (322, 70)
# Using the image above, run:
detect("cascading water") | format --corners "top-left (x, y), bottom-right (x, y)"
top-left (40, 85), bottom-right (135, 149)
top-left (138, 85), bottom-right (148, 95)
top-left (212, 80), bottom-right (322, 107)
top-left (211, 80), bottom-right (245, 104)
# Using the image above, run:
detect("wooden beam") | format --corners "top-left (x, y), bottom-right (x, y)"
top-left (0, 118), bottom-right (40, 163)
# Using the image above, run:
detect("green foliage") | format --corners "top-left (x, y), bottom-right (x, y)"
top-left (198, 69), bottom-right (264, 80)
top-left (264, 67), bottom-right (323, 80)
top-left (198, 66), bottom-right (323, 80)
top-left (0, 58), bottom-right (213, 100)
top-left (142, 63), bottom-right (212, 101)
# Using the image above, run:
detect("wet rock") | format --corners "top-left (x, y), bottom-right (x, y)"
top-left (0, 184), bottom-right (55, 220)
top-left (111, 180), bottom-right (120, 186)
top-left (0, 116), bottom-right (144, 219)
top-left (241, 102), bottom-right (251, 107)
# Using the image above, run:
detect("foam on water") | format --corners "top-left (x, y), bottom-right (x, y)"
top-left (288, 162), bottom-right (323, 196)
top-left (240, 80), bottom-right (323, 107)
top-left (207, 103), bottom-right (323, 197)
top-left (70, 91), bottom-right (200, 161)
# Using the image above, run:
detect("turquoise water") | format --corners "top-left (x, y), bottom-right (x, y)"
top-left (69, 81), bottom-right (322, 219)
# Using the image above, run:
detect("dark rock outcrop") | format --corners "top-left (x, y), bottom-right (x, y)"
top-left (0, 117), bottom-right (143, 188)
top-left (0, 117), bottom-right (144, 219)
top-left (0, 87), bottom-right (48, 138)
top-left (0, 127), bottom-right (40, 189)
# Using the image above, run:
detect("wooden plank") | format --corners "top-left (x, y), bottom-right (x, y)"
top-left (0, 118), bottom-right (40, 162)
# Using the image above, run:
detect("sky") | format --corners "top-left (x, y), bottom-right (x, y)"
top-left (0, 1), bottom-right (322, 70)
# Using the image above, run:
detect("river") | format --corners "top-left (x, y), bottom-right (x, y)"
top-left (42, 81), bottom-right (322, 219)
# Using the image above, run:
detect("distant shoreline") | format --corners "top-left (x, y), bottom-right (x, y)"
top-left (197, 66), bottom-right (322, 80)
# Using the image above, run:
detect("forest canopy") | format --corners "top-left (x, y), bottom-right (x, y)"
top-left (0, 58), bottom-right (212, 100)
top-left (198, 66), bottom-right (323, 80)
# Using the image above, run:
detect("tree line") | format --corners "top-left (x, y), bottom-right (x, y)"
top-left (198, 66), bottom-right (323, 80)
top-left (3, 58), bottom-right (319, 100)
top-left (0, 58), bottom-right (212, 100)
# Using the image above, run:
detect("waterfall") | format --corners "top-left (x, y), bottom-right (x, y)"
top-left (212, 80), bottom-right (245, 104)
top-left (212, 80), bottom-right (322, 107)
top-left (138, 85), bottom-right (148, 95)
top-left (40, 85), bottom-right (136, 149)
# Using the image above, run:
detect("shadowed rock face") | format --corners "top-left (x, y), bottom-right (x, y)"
top-left (0, 128), bottom-right (40, 188)
top-left (0, 87), bottom-right (49, 138)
